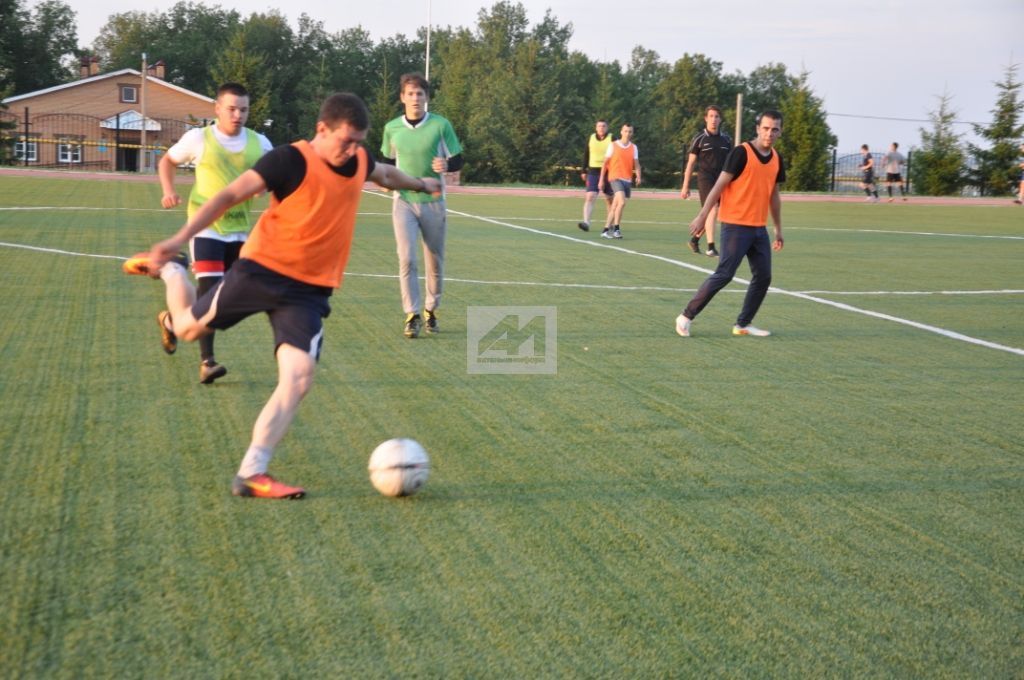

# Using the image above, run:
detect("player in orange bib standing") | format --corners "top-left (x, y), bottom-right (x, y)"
top-left (598, 123), bottom-right (641, 239)
top-left (674, 110), bottom-right (785, 338)
top-left (123, 93), bottom-right (441, 499)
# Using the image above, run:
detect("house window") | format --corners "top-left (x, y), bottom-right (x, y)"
top-left (14, 139), bottom-right (38, 162)
top-left (58, 138), bottom-right (82, 164)
top-left (120, 85), bottom-right (138, 103)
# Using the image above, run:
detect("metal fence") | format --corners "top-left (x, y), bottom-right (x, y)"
top-left (1, 108), bottom-right (198, 172)
top-left (830, 150), bottom-right (912, 194)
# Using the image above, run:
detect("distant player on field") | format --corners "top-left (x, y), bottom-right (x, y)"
top-left (859, 144), bottom-right (879, 202)
top-left (157, 82), bottom-right (273, 384)
top-left (675, 110), bottom-right (786, 339)
top-left (1015, 143), bottom-right (1024, 205)
top-left (681, 105), bottom-right (732, 257)
top-left (577, 119), bottom-right (614, 232)
top-left (598, 123), bottom-right (641, 239)
top-left (126, 93), bottom-right (441, 499)
top-left (881, 142), bottom-right (907, 202)
top-left (379, 73), bottom-right (464, 339)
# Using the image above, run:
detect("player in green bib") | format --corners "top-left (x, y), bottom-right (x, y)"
top-left (158, 83), bottom-right (273, 382)
top-left (379, 73), bottom-right (464, 338)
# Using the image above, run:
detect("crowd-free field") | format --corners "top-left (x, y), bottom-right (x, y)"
top-left (1, 174), bottom-right (1021, 677)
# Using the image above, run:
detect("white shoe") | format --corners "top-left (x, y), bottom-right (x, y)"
top-left (733, 324), bottom-right (770, 337)
top-left (675, 314), bottom-right (691, 337)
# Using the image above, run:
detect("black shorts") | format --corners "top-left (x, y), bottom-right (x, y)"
top-left (697, 176), bottom-right (720, 206)
top-left (862, 170), bottom-right (875, 184)
top-left (886, 173), bottom-right (902, 183)
top-left (190, 236), bottom-right (244, 278)
top-left (585, 169), bottom-right (614, 196)
top-left (192, 258), bottom-right (332, 359)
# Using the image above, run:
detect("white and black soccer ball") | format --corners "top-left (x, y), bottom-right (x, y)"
top-left (368, 438), bottom-right (430, 497)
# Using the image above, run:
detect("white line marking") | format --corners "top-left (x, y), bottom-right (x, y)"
top-left (437, 204), bottom-right (1024, 357)
top-left (4, 197), bottom-right (1023, 356)
top-left (0, 241), bottom-right (127, 260)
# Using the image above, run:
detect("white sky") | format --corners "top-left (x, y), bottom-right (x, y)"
top-left (65, 0), bottom-right (1023, 152)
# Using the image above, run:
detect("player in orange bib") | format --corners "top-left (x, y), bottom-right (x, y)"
top-left (124, 93), bottom-right (441, 499)
top-left (597, 123), bottom-right (641, 239)
top-left (674, 110), bottom-right (786, 339)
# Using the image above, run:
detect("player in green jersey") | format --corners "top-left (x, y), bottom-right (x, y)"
top-left (379, 73), bottom-right (464, 338)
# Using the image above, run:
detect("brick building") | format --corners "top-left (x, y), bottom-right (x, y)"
top-left (1, 59), bottom-right (214, 172)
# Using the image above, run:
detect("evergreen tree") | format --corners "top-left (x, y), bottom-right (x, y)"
top-left (912, 91), bottom-right (967, 196)
top-left (210, 28), bottom-right (272, 132)
top-left (967, 62), bottom-right (1024, 196)
top-left (777, 71), bottom-right (836, 191)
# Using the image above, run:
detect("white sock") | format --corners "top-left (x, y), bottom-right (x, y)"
top-left (160, 262), bottom-right (187, 281)
top-left (237, 446), bottom-right (273, 479)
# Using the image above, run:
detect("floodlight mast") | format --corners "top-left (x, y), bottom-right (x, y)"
top-left (425, 0), bottom-right (432, 111)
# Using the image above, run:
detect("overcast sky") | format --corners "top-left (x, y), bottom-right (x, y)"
top-left (66, 0), bottom-right (1023, 152)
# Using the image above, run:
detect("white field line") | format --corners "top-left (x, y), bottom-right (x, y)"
top-left (437, 203), bottom-right (1024, 357)
top-left (4, 197), bottom-right (1023, 356)
top-left (0, 241), bottom-right (127, 261)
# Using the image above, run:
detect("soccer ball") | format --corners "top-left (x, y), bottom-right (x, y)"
top-left (368, 438), bottom-right (430, 497)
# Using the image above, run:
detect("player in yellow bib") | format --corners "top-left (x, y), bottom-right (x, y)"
top-left (158, 83), bottom-right (273, 383)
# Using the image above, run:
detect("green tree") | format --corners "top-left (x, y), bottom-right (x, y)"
top-left (210, 27), bottom-right (272, 131)
top-left (777, 71), bottom-right (836, 191)
top-left (912, 91), bottom-right (967, 196)
top-left (94, 2), bottom-right (241, 93)
top-left (739, 63), bottom-right (796, 141)
top-left (1, 0), bottom-right (79, 94)
top-left (651, 53), bottom-right (726, 187)
top-left (620, 47), bottom-right (670, 185)
top-left (967, 62), bottom-right (1024, 196)
top-left (0, 89), bottom-right (17, 164)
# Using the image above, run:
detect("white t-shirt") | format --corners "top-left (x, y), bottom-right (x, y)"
top-left (165, 125), bottom-right (273, 165)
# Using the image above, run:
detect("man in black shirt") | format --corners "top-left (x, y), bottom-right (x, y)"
top-left (680, 106), bottom-right (732, 257)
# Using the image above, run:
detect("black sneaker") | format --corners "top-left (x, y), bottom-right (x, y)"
top-left (404, 313), bottom-right (423, 338)
top-left (199, 359), bottom-right (227, 384)
top-left (706, 246), bottom-right (719, 257)
top-left (577, 221), bottom-right (590, 232)
top-left (687, 239), bottom-right (700, 254)
top-left (424, 309), bottom-right (439, 334)
top-left (157, 310), bottom-right (177, 354)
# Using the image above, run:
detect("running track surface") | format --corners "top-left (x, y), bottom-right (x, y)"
top-left (0, 167), bottom-right (1015, 207)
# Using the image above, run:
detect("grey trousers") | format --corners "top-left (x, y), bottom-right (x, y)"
top-left (393, 197), bottom-right (447, 314)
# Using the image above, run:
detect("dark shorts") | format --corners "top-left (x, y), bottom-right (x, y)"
top-left (190, 236), bottom-right (244, 278)
top-left (862, 170), bottom-right (875, 184)
top-left (697, 176), bottom-right (720, 206)
top-left (192, 258), bottom-right (332, 359)
top-left (585, 169), bottom-right (614, 196)
top-left (609, 179), bottom-right (632, 198)
top-left (886, 173), bottom-right (902, 183)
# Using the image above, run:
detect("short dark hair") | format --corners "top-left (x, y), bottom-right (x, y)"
top-left (756, 110), bottom-right (783, 126)
top-left (319, 93), bottom-right (370, 131)
top-left (861, 143), bottom-right (870, 151)
top-left (217, 82), bottom-right (249, 99)
top-left (705, 105), bottom-right (722, 116)
top-left (399, 72), bottom-right (430, 96)
top-left (891, 142), bottom-right (899, 149)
